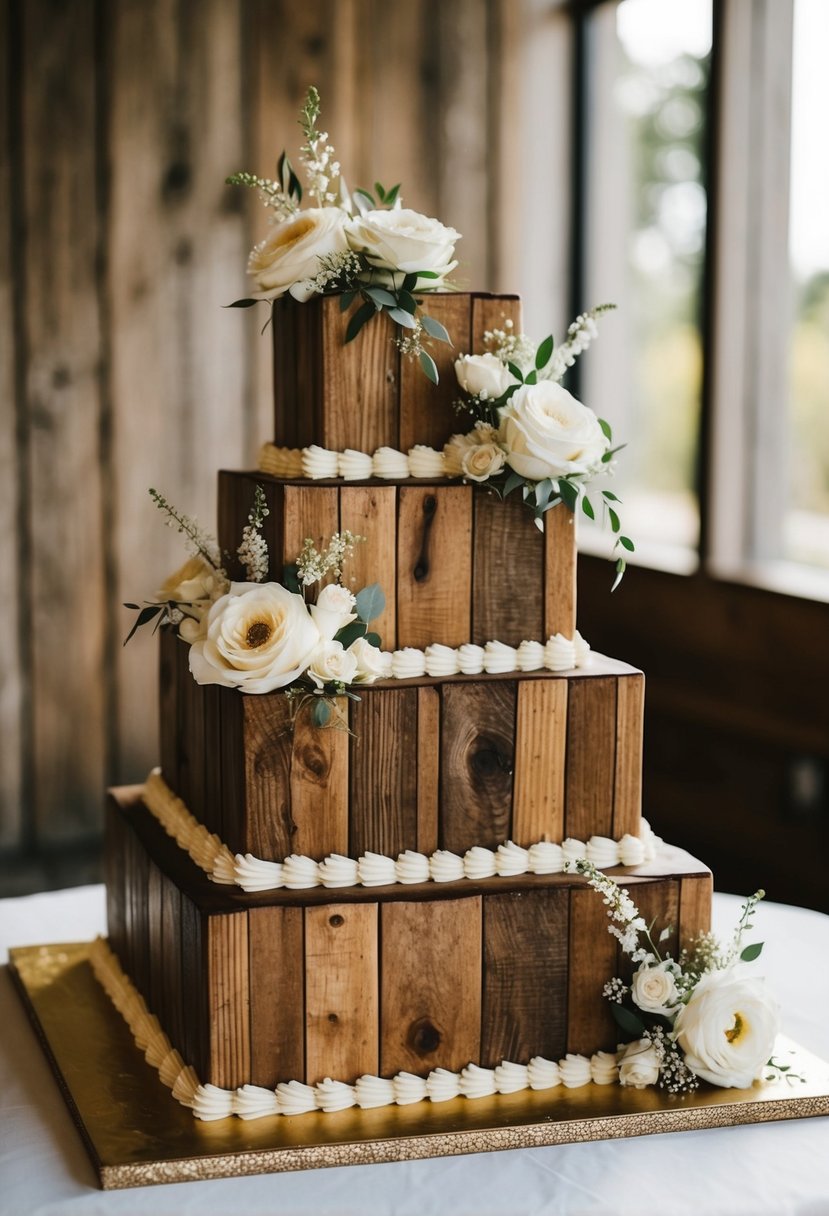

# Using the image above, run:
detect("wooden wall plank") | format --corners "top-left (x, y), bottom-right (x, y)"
top-left (125, 814), bottom-right (151, 1003)
top-left (567, 886), bottom-right (616, 1053)
top-left (283, 485), bottom-right (340, 576)
top-left (481, 888), bottom-right (569, 1066)
top-left (472, 490), bottom-right (544, 646)
top-left (160, 868), bottom-right (184, 1052)
top-left (305, 902), bottom-right (378, 1085)
top-left (158, 628), bottom-right (181, 795)
top-left (440, 682), bottom-right (516, 852)
top-left (380, 898), bottom-right (482, 1077)
top-left (544, 505), bottom-right (577, 639)
top-left (23, 0), bottom-right (107, 844)
top-left (349, 689), bottom-right (418, 857)
top-left (565, 676), bottom-right (617, 840)
top-left (179, 894), bottom-right (207, 1077)
top-left (104, 795), bottom-right (128, 968)
top-left (399, 295), bottom-right (473, 452)
top-left (248, 905), bottom-right (305, 1087)
top-left (416, 686), bottom-right (441, 855)
top-left (218, 686), bottom-right (246, 856)
top-left (613, 672), bottom-right (644, 839)
top-left (201, 683), bottom-right (224, 842)
top-left (618, 880), bottom-right (679, 984)
top-left (397, 485), bottom-right (472, 648)
top-left (289, 701), bottom-right (349, 859)
top-left (340, 486), bottom-right (397, 647)
top-left (242, 695), bottom-right (295, 860)
top-left (513, 679), bottom-right (567, 845)
top-left (323, 299), bottom-right (399, 452)
top-left (146, 860), bottom-right (164, 1020)
top-left (218, 470), bottom-right (285, 584)
top-left (207, 911), bottom-right (251, 1089)
top-left (679, 872), bottom-right (713, 955)
top-left (178, 653), bottom-right (208, 829)
top-left (470, 294), bottom-right (523, 351)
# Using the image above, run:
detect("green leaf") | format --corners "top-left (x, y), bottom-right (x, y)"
top-left (420, 314), bottom-right (452, 344)
top-left (402, 273), bottom-right (419, 293)
top-left (333, 620), bottom-right (367, 649)
top-left (619, 535), bottom-right (635, 552)
top-left (355, 582), bottom-right (386, 624)
top-left (282, 562), bottom-right (301, 594)
top-left (611, 1003), bottom-right (646, 1037)
top-left (412, 269), bottom-right (441, 279)
top-left (123, 602), bottom-right (141, 610)
top-left (740, 942), bottom-right (764, 962)
top-left (225, 298), bottom-right (259, 308)
top-left (123, 604), bottom-right (163, 646)
top-left (339, 290), bottom-right (357, 312)
top-left (374, 181), bottom-right (386, 201)
top-left (396, 289), bottom-right (418, 315)
top-left (364, 631), bottom-right (381, 648)
top-left (503, 470), bottom-right (525, 497)
top-left (608, 507), bottom-right (621, 533)
top-left (363, 286), bottom-right (397, 309)
top-left (419, 350), bottom-right (439, 384)
top-left (525, 369), bottom-right (538, 385)
top-left (384, 183), bottom-right (401, 206)
top-left (535, 478), bottom-right (554, 509)
top-left (601, 490), bottom-right (620, 502)
top-left (598, 417), bottom-right (613, 442)
top-left (311, 698), bottom-right (331, 727)
top-left (558, 479), bottom-right (578, 511)
top-left (535, 334), bottom-right (554, 369)
top-left (507, 361), bottom-right (525, 383)
top-left (581, 495), bottom-right (595, 520)
top-left (611, 557), bottom-right (626, 592)
top-left (353, 187), bottom-right (375, 210)
top-left (345, 300), bottom-right (376, 343)
top-left (388, 307), bottom-right (417, 328)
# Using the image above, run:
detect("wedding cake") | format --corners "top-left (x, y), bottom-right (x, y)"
top-left (93, 90), bottom-right (779, 1128)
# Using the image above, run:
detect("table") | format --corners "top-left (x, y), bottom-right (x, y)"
top-left (1, 885), bottom-right (828, 1215)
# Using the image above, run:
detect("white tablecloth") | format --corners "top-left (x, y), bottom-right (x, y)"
top-left (1, 885), bottom-right (827, 1215)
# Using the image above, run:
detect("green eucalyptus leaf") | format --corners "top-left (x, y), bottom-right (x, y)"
top-left (582, 495), bottom-right (595, 520)
top-left (503, 470), bottom-right (525, 497)
top-left (345, 300), bottom-right (376, 343)
top-left (333, 620), bottom-right (367, 649)
top-left (740, 942), bottom-right (764, 962)
top-left (419, 350), bottom-right (439, 384)
top-left (420, 315), bottom-right (452, 344)
top-left (311, 698), bottom-right (331, 727)
top-left (396, 289), bottom-right (418, 315)
top-left (339, 289), bottom-right (357, 312)
top-left (364, 630), bottom-right (381, 648)
top-left (535, 334), bottom-right (554, 369)
top-left (364, 286), bottom-right (397, 309)
top-left (535, 478), bottom-right (554, 509)
top-left (389, 307), bottom-right (417, 328)
top-left (611, 1003), bottom-right (646, 1038)
top-left (355, 582), bottom-right (386, 623)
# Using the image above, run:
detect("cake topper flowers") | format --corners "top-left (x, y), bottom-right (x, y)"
top-left (227, 86), bottom-right (459, 384)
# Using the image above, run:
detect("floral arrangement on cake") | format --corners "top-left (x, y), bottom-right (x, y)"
top-left (227, 87), bottom-right (458, 383)
top-left (450, 308), bottom-right (635, 587)
top-left (572, 861), bottom-right (792, 1093)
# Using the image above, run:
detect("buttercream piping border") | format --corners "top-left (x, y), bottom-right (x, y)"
top-left (141, 769), bottom-right (661, 894)
top-left (88, 937), bottom-right (620, 1123)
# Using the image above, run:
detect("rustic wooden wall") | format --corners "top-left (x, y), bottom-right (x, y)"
top-left (0, 0), bottom-right (573, 892)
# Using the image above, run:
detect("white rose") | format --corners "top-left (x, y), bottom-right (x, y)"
top-left (461, 442), bottom-right (506, 483)
top-left (247, 207), bottom-right (349, 301)
top-left (674, 970), bottom-right (780, 1089)
top-left (189, 582), bottom-right (320, 693)
top-left (345, 208), bottom-right (460, 286)
top-left (618, 1039), bottom-right (661, 1089)
top-left (455, 353), bottom-right (515, 400)
top-left (307, 640), bottom-right (358, 689)
top-left (156, 556), bottom-right (223, 605)
top-left (310, 583), bottom-right (357, 642)
top-left (500, 380), bottom-right (608, 481)
top-left (443, 424), bottom-right (500, 476)
top-left (631, 962), bottom-right (680, 1019)
top-left (348, 636), bottom-right (388, 684)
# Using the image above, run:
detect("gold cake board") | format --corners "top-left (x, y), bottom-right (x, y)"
top-left (9, 941), bottom-right (829, 1191)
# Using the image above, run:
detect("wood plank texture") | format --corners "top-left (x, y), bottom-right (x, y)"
top-left (349, 689), bottom-right (418, 857)
top-left (481, 888), bottom-right (569, 1066)
top-left (679, 872), bottom-right (713, 954)
top-left (397, 485), bottom-right (472, 648)
top-left (472, 489), bottom-right (544, 645)
top-left (241, 695), bottom-right (295, 860)
top-left (440, 682), bottom-right (516, 852)
top-left (544, 505), bottom-right (577, 639)
top-left (207, 911), bottom-right (250, 1089)
top-left (305, 902), bottom-right (378, 1085)
top-left (160, 867), bottom-right (184, 1052)
top-left (339, 485), bottom-right (397, 646)
top-left (158, 628), bottom-right (181, 795)
top-left (613, 673), bottom-right (644, 838)
top-left (617, 880), bottom-right (680, 984)
top-left (399, 295), bottom-right (473, 451)
top-left (283, 486), bottom-right (340, 578)
top-left (248, 905), bottom-right (305, 1087)
top-left (380, 898), bottom-right (482, 1076)
top-left (179, 893), bottom-right (206, 1077)
top-left (323, 297), bottom-right (399, 452)
top-left (416, 686), bottom-right (441, 855)
top-left (567, 887), bottom-right (617, 1053)
top-left (512, 679), bottom-right (567, 845)
top-left (565, 676), bottom-right (617, 840)
top-left (470, 294), bottom-right (523, 351)
top-left (289, 700), bottom-right (349, 860)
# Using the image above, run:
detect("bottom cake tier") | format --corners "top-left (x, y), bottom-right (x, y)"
top-left (104, 786), bottom-right (712, 1117)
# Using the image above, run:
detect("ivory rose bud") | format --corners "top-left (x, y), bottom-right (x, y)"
top-left (455, 353), bottom-right (515, 400)
top-left (461, 442), bottom-right (506, 483)
top-left (348, 636), bottom-right (388, 684)
top-left (618, 1039), bottom-right (661, 1089)
top-left (307, 640), bottom-right (358, 689)
top-left (500, 380), bottom-right (608, 481)
top-left (310, 583), bottom-right (357, 641)
top-left (631, 962), bottom-right (680, 1019)
top-left (345, 208), bottom-right (459, 286)
top-left (674, 970), bottom-right (779, 1089)
top-left (443, 423), bottom-right (501, 476)
top-left (248, 207), bottom-right (348, 301)
top-left (189, 582), bottom-right (320, 693)
top-left (157, 557), bottom-right (227, 644)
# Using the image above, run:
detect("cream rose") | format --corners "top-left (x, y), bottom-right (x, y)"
top-left (345, 208), bottom-right (459, 286)
top-left (348, 636), bottom-right (388, 684)
top-left (188, 582), bottom-right (320, 693)
top-left (310, 583), bottom-right (357, 642)
top-left (461, 442), bottom-right (506, 483)
top-left (443, 423), bottom-right (501, 476)
top-left (500, 380), bottom-right (608, 481)
top-left (674, 970), bottom-right (780, 1089)
top-left (248, 207), bottom-right (348, 301)
top-left (455, 353), bottom-right (515, 400)
top-left (618, 1039), bottom-right (661, 1089)
top-left (631, 962), bottom-right (680, 1019)
top-left (307, 640), bottom-right (358, 689)
top-left (156, 556), bottom-right (223, 606)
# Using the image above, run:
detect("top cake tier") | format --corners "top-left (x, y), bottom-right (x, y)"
top-left (272, 291), bottom-right (521, 453)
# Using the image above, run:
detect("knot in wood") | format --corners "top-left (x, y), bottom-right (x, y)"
top-left (329, 914), bottom-right (344, 928)
top-left (327, 1012), bottom-right (339, 1024)
top-left (470, 740), bottom-right (512, 780)
top-left (408, 1018), bottom-right (442, 1055)
top-left (298, 743), bottom-right (327, 782)
top-left (413, 495), bottom-right (438, 583)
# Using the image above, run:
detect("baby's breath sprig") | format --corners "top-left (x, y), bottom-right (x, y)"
top-left (296, 530), bottom-right (364, 588)
top-left (148, 488), bottom-right (222, 570)
top-left (237, 484), bottom-right (270, 583)
top-left (224, 170), bottom-right (299, 220)
top-left (298, 85), bottom-right (342, 208)
top-left (645, 1026), bottom-right (699, 1095)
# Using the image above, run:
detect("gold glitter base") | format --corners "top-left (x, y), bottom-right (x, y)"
top-left (9, 941), bottom-right (829, 1190)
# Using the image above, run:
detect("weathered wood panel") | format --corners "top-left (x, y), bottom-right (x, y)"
top-left (679, 872), bottom-right (713, 954)
top-left (248, 905), bottom-right (305, 1087)
top-left (305, 902), bottom-right (378, 1085)
top-left (565, 676), bottom-right (617, 840)
top-left (397, 485), bottom-right (473, 647)
top-left (512, 678), bottom-right (567, 845)
top-left (283, 485), bottom-right (340, 575)
top-left (481, 888), bottom-right (569, 1066)
top-left (399, 295), bottom-right (473, 452)
top-left (416, 686), bottom-right (441, 855)
top-left (544, 505), bottom-right (577, 640)
top-left (617, 880), bottom-right (680, 984)
top-left (160, 867), bottom-right (184, 1052)
top-left (146, 859), bottom-right (165, 1024)
top-left (340, 485), bottom-right (397, 646)
top-left (207, 911), bottom-right (251, 1089)
top-left (440, 681), bottom-right (516, 852)
top-left (470, 294), bottom-right (523, 352)
top-left (158, 628), bottom-right (181, 795)
top-left (179, 892), bottom-right (207, 1076)
top-left (472, 489), bottom-right (544, 645)
top-left (613, 672), bottom-right (644, 838)
top-left (289, 700), bottom-right (349, 859)
top-left (567, 886), bottom-right (617, 1053)
top-left (380, 898), bottom-right (482, 1077)
top-left (349, 689), bottom-right (419, 857)
top-left (241, 695), bottom-right (295, 859)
